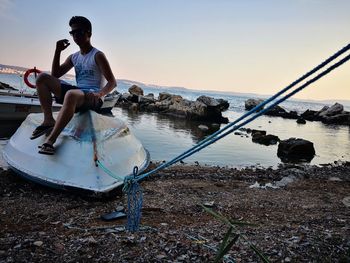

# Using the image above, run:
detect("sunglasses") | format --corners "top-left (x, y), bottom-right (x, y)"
top-left (69, 29), bottom-right (87, 37)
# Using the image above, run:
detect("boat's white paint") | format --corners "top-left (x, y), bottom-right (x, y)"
top-left (3, 111), bottom-right (150, 194)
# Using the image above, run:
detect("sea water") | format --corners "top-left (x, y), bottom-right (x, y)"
top-left (1, 73), bottom-right (349, 168)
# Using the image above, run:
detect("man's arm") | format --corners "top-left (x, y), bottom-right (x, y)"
top-left (95, 52), bottom-right (117, 97)
top-left (51, 39), bottom-right (73, 78)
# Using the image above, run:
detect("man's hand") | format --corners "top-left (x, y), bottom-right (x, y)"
top-left (56, 39), bottom-right (70, 52)
top-left (93, 91), bottom-right (104, 98)
top-left (84, 92), bottom-right (103, 110)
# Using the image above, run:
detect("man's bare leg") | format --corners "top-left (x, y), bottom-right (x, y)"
top-left (35, 73), bottom-right (62, 126)
top-left (44, 89), bottom-right (85, 146)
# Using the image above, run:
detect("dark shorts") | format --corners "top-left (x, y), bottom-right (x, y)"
top-left (55, 83), bottom-right (103, 112)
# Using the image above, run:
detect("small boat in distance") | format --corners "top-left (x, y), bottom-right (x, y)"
top-left (3, 111), bottom-right (150, 195)
top-left (0, 89), bottom-right (61, 121)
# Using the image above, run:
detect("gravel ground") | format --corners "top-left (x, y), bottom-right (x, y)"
top-left (0, 162), bottom-right (350, 262)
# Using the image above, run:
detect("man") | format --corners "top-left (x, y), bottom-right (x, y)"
top-left (32, 16), bottom-right (116, 155)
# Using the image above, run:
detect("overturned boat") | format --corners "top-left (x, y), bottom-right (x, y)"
top-left (3, 111), bottom-right (150, 195)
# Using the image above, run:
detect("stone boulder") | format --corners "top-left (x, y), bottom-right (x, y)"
top-left (158, 92), bottom-right (172, 101)
top-left (139, 93), bottom-right (156, 104)
top-left (301, 109), bottom-right (318, 121)
top-left (321, 112), bottom-right (350, 125)
top-left (277, 138), bottom-right (315, 162)
top-left (166, 97), bottom-right (229, 123)
top-left (120, 92), bottom-right (139, 103)
top-left (252, 133), bottom-right (280, 146)
top-left (264, 105), bottom-right (287, 117)
top-left (245, 98), bottom-right (264, 111)
top-left (251, 129), bottom-right (266, 137)
top-left (128, 85), bottom-right (144, 96)
top-left (300, 103), bottom-right (349, 125)
top-left (117, 89), bottom-right (230, 123)
top-left (317, 103), bottom-right (343, 117)
top-left (197, 96), bottom-right (229, 111)
top-left (296, 118), bottom-right (306, 124)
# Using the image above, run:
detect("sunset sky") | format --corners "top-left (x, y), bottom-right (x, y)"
top-left (0, 0), bottom-right (349, 101)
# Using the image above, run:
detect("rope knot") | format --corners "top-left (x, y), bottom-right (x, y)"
top-left (125, 166), bottom-right (143, 232)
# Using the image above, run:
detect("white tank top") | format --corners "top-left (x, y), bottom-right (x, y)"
top-left (71, 47), bottom-right (104, 92)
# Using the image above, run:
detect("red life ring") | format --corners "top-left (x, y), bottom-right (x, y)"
top-left (24, 68), bottom-right (42, 89)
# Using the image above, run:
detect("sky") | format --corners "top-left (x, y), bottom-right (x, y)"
top-left (0, 0), bottom-right (349, 101)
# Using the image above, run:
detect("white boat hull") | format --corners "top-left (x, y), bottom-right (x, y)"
top-left (3, 111), bottom-right (150, 195)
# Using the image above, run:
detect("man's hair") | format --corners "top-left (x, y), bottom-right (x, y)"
top-left (69, 16), bottom-right (92, 33)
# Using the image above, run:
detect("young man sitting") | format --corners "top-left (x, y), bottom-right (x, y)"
top-left (31, 16), bottom-right (116, 155)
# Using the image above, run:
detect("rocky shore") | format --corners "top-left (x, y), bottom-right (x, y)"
top-left (117, 85), bottom-right (230, 123)
top-left (245, 98), bottom-right (350, 126)
top-left (1, 162), bottom-right (349, 262)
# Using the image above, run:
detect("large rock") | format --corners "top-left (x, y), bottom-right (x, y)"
top-left (158, 92), bottom-right (172, 101)
top-left (264, 105), bottom-right (287, 117)
top-left (117, 91), bottom-right (229, 123)
top-left (296, 118), bottom-right (306, 124)
top-left (277, 138), bottom-right (315, 162)
top-left (197, 96), bottom-right (229, 111)
top-left (316, 106), bottom-right (329, 117)
top-left (167, 98), bottom-right (229, 123)
top-left (139, 93), bottom-right (155, 104)
top-left (245, 98), bottom-right (264, 111)
top-left (317, 103), bottom-right (343, 117)
top-left (128, 85), bottom-right (144, 96)
top-left (321, 112), bottom-right (350, 125)
top-left (301, 109), bottom-right (318, 121)
top-left (300, 103), bottom-right (349, 125)
top-left (252, 133), bottom-right (280, 146)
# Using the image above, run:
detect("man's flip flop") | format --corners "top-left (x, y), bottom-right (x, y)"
top-left (30, 125), bottom-right (54, 140)
top-left (38, 143), bottom-right (55, 155)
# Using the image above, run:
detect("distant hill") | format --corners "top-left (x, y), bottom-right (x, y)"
top-left (1, 63), bottom-right (349, 107)
top-left (0, 64), bottom-right (29, 74)
top-left (0, 64), bottom-right (75, 79)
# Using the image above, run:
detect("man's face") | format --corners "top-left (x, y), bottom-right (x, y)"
top-left (69, 24), bottom-right (90, 45)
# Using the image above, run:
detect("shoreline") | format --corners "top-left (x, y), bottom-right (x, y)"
top-left (1, 162), bottom-right (349, 262)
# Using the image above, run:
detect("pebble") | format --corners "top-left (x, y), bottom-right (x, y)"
top-left (198, 125), bottom-right (209, 131)
top-left (156, 254), bottom-right (167, 259)
top-left (54, 242), bottom-right (65, 252)
top-left (342, 197), bottom-right (350, 207)
top-left (33, 241), bottom-right (43, 247)
top-left (329, 177), bottom-right (342, 181)
top-left (203, 201), bottom-right (215, 207)
top-left (84, 237), bottom-right (97, 244)
top-left (177, 254), bottom-right (188, 261)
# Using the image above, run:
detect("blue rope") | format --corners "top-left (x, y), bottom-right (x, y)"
top-left (126, 166), bottom-right (143, 232)
top-left (158, 52), bottom-right (350, 167)
top-left (130, 45), bottom-right (350, 183)
top-left (96, 160), bottom-right (124, 182)
top-left (95, 43), bottom-right (350, 231)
